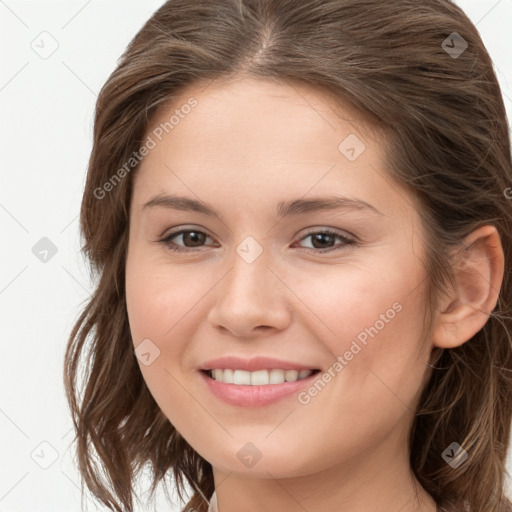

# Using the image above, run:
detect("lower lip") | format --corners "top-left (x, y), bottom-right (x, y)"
top-left (199, 370), bottom-right (320, 407)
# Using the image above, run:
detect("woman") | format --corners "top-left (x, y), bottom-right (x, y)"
top-left (64, 1), bottom-right (512, 511)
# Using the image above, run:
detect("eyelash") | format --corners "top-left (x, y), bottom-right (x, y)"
top-left (158, 228), bottom-right (357, 254)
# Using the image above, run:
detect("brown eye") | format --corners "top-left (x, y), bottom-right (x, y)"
top-left (160, 229), bottom-right (214, 252)
top-left (159, 228), bottom-right (356, 254)
top-left (295, 229), bottom-right (356, 254)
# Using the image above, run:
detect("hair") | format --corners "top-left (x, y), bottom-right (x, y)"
top-left (63, 0), bottom-right (512, 511)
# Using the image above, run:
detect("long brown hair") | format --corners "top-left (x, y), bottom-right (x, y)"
top-left (63, 1), bottom-right (512, 510)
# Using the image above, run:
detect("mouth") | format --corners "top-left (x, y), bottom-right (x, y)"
top-left (199, 367), bottom-right (323, 407)
top-left (201, 368), bottom-right (322, 386)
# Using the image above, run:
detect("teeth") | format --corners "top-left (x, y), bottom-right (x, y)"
top-left (209, 368), bottom-right (315, 385)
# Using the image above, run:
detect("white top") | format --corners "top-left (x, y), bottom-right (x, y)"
top-left (207, 490), bottom-right (219, 512)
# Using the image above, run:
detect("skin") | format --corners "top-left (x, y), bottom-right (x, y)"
top-left (125, 75), bottom-right (504, 512)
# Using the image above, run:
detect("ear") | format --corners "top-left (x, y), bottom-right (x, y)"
top-left (431, 225), bottom-right (504, 349)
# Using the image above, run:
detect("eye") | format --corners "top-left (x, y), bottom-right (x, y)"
top-left (294, 229), bottom-right (357, 254)
top-left (158, 228), bottom-right (357, 254)
top-left (159, 228), bottom-right (216, 253)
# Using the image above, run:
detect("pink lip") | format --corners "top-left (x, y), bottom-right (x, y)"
top-left (199, 356), bottom-right (319, 372)
top-left (199, 369), bottom-right (320, 407)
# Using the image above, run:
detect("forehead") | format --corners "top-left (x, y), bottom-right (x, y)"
top-left (146, 75), bottom-right (381, 152)
top-left (132, 76), bottom-right (415, 221)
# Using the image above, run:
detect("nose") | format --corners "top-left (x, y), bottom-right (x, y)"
top-left (206, 247), bottom-right (292, 338)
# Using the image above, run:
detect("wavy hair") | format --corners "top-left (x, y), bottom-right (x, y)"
top-left (63, 1), bottom-right (512, 510)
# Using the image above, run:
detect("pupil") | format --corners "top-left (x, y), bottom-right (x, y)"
top-left (185, 231), bottom-right (205, 247)
top-left (312, 233), bottom-right (333, 249)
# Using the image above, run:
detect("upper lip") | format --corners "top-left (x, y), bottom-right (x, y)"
top-left (199, 356), bottom-right (320, 372)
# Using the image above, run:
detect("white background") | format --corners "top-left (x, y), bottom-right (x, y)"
top-left (1, 1), bottom-right (511, 511)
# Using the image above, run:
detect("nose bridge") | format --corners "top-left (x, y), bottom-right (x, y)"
top-left (207, 234), bottom-right (290, 335)
top-left (224, 235), bottom-right (273, 305)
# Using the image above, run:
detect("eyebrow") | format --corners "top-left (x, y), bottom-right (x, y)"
top-left (142, 193), bottom-right (382, 218)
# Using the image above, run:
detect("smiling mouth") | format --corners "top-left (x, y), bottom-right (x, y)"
top-left (201, 368), bottom-right (321, 386)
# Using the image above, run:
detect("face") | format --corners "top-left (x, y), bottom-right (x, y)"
top-left (125, 75), bottom-right (433, 479)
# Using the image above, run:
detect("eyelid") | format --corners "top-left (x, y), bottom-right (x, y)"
top-left (158, 224), bottom-right (208, 239)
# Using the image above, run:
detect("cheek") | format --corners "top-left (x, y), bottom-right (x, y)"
top-left (295, 256), bottom-right (430, 400)
top-left (125, 256), bottom-right (208, 430)
top-left (125, 249), bottom-right (207, 346)
top-left (125, 250), bottom-right (222, 417)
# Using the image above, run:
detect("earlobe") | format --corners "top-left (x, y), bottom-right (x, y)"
top-left (431, 225), bottom-right (504, 349)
